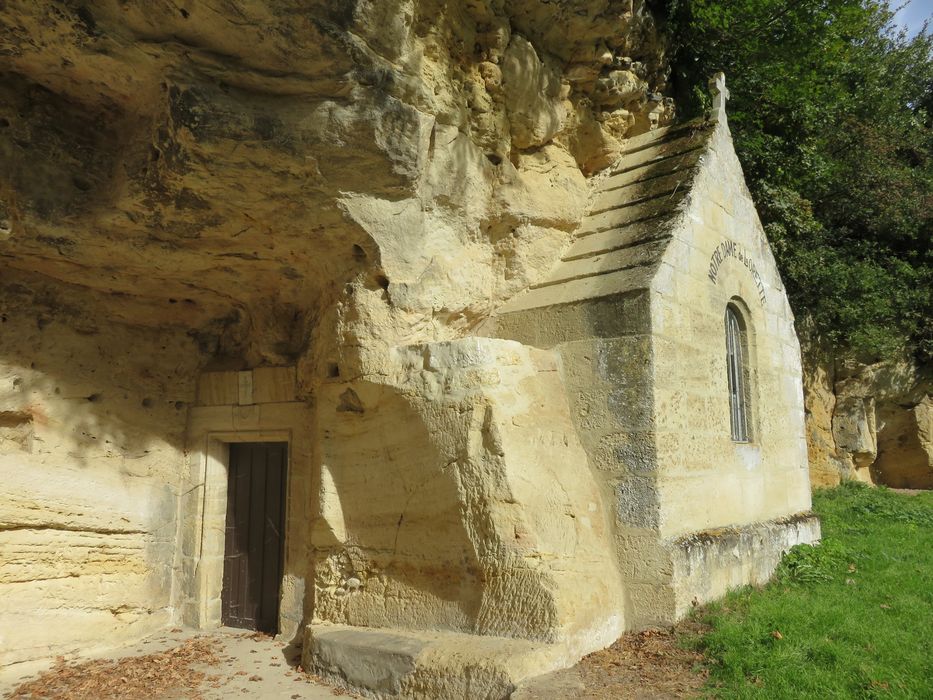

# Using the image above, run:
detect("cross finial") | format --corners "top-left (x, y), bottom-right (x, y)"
top-left (709, 72), bottom-right (729, 122)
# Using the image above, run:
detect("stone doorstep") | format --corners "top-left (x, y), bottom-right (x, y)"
top-left (303, 624), bottom-right (578, 700)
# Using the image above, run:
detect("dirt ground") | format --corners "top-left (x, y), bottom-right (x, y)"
top-left (575, 626), bottom-right (708, 699)
top-left (4, 625), bottom-right (708, 699)
top-left (517, 624), bottom-right (708, 699)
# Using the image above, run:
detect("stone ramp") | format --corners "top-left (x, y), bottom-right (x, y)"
top-left (303, 624), bottom-right (585, 699)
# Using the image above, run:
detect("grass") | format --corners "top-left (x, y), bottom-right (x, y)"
top-left (690, 483), bottom-right (933, 699)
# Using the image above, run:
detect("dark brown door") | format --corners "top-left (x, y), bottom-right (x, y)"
top-left (222, 442), bottom-right (287, 634)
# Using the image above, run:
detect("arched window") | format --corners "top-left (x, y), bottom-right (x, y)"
top-left (725, 304), bottom-right (751, 442)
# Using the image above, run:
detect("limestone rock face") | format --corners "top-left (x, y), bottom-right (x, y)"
top-left (875, 396), bottom-right (933, 489)
top-left (0, 280), bottom-right (199, 671)
top-left (501, 36), bottom-right (566, 150)
top-left (802, 353), bottom-right (932, 489)
top-left (802, 351), bottom-right (849, 487)
top-left (832, 395), bottom-right (878, 478)
top-left (0, 0), bottom-right (671, 366)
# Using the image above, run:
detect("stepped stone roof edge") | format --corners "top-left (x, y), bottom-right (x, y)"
top-left (499, 117), bottom-right (717, 315)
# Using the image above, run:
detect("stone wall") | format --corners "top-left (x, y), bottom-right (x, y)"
top-left (0, 282), bottom-right (199, 675)
top-left (492, 292), bottom-right (665, 625)
top-left (648, 117), bottom-right (815, 618)
top-left (654, 118), bottom-right (812, 534)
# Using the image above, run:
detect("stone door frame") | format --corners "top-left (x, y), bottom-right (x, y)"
top-left (178, 369), bottom-right (313, 642)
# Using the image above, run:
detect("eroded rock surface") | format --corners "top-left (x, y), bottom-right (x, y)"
top-left (1, 0), bottom-right (672, 367)
top-left (803, 353), bottom-right (933, 489)
top-left (0, 281), bottom-right (199, 670)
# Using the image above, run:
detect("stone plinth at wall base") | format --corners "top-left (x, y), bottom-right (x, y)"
top-left (302, 624), bottom-right (587, 700)
top-left (669, 512), bottom-right (821, 619)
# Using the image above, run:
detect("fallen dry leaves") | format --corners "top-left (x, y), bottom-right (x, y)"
top-left (7, 637), bottom-right (223, 700)
top-left (576, 626), bottom-right (708, 699)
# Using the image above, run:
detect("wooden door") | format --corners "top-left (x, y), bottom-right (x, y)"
top-left (222, 442), bottom-right (287, 633)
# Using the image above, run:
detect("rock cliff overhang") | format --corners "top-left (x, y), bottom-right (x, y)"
top-left (0, 0), bottom-right (673, 366)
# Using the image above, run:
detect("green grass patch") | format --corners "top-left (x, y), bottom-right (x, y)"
top-left (691, 483), bottom-right (933, 699)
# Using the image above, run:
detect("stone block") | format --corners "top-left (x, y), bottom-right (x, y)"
top-left (669, 513), bottom-right (820, 618)
top-left (197, 372), bottom-right (238, 406)
top-left (303, 622), bottom-right (610, 700)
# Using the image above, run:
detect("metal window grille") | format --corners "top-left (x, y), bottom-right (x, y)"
top-left (725, 306), bottom-right (750, 442)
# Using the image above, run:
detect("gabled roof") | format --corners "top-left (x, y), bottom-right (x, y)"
top-left (500, 118), bottom-right (715, 314)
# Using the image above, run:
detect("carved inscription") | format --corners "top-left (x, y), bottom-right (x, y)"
top-left (707, 239), bottom-right (766, 304)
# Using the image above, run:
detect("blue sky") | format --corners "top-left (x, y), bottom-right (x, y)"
top-left (893, 1), bottom-right (931, 36)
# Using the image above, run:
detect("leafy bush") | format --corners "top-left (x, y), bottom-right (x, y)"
top-left (774, 540), bottom-right (850, 585)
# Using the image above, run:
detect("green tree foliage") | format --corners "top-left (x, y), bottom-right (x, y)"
top-left (656, 0), bottom-right (933, 360)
